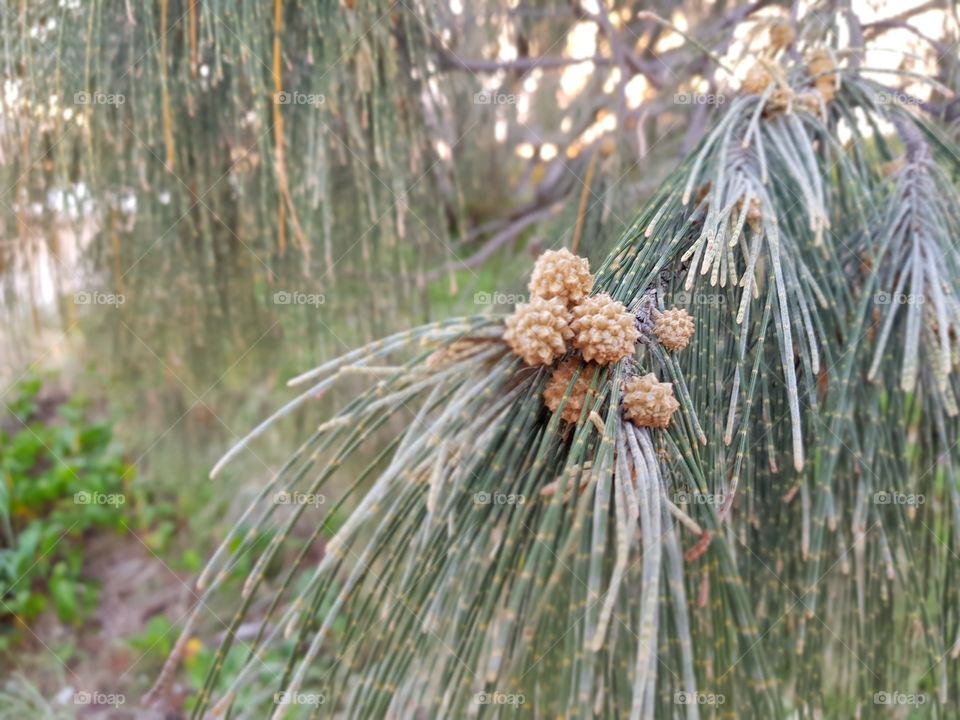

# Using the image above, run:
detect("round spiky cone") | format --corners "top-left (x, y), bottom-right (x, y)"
top-left (622, 373), bottom-right (679, 429)
top-left (807, 49), bottom-right (838, 102)
top-left (503, 297), bottom-right (572, 366)
top-left (735, 195), bottom-right (763, 233)
top-left (543, 359), bottom-right (598, 424)
top-left (569, 293), bottom-right (639, 365)
top-left (655, 308), bottom-right (695, 352)
top-left (528, 248), bottom-right (593, 307)
top-left (769, 19), bottom-right (795, 51)
top-left (742, 64), bottom-right (773, 95)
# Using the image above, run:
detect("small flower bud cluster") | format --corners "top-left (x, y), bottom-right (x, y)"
top-left (499, 250), bottom-right (688, 429)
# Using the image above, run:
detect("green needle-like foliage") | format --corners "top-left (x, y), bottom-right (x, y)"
top-left (0, 0), bottom-right (480, 364)
top-left (151, 50), bottom-right (960, 720)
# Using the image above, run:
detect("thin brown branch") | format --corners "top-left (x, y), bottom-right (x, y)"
top-left (426, 201), bottom-right (563, 282)
top-left (438, 53), bottom-right (617, 73)
top-left (863, 0), bottom-right (942, 37)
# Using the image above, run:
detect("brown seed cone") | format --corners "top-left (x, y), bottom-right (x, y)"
top-left (543, 359), bottom-right (598, 424)
top-left (764, 85), bottom-right (795, 115)
top-left (794, 90), bottom-right (826, 117)
top-left (654, 308), bottom-right (696, 352)
top-left (425, 338), bottom-right (491, 370)
top-left (881, 157), bottom-right (906, 178)
top-left (807, 49), bottom-right (838, 102)
top-left (503, 297), bottom-right (572, 366)
top-left (569, 293), bottom-right (640, 365)
top-left (694, 181), bottom-right (712, 205)
top-left (742, 64), bottom-right (773, 95)
top-left (622, 373), bottom-right (680, 429)
top-left (814, 81), bottom-right (837, 103)
top-left (769, 19), bottom-right (795, 51)
top-left (528, 248), bottom-right (594, 307)
top-left (735, 196), bottom-right (763, 233)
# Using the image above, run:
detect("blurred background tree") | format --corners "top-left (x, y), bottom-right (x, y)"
top-left (3, 0), bottom-right (956, 381)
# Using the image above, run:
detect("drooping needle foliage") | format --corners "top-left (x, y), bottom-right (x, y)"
top-left (149, 36), bottom-right (960, 720)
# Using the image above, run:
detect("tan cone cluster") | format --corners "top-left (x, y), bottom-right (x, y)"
top-left (528, 248), bottom-right (594, 307)
top-left (505, 250), bottom-right (638, 368)
top-left (503, 297), bottom-right (572, 366)
top-left (501, 250), bottom-right (677, 428)
top-left (654, 308), bottom-right (696, 352)
top-left (543, 359), bottom-right (598, 424)
top-left (622, 373), bottom-right (680, 429)
top-left (569, 293), bottom-right (640, 365)
top-left (761, 85), bottom-right (824, 118)
top-left (745, 47), bottom-right (836, 117)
